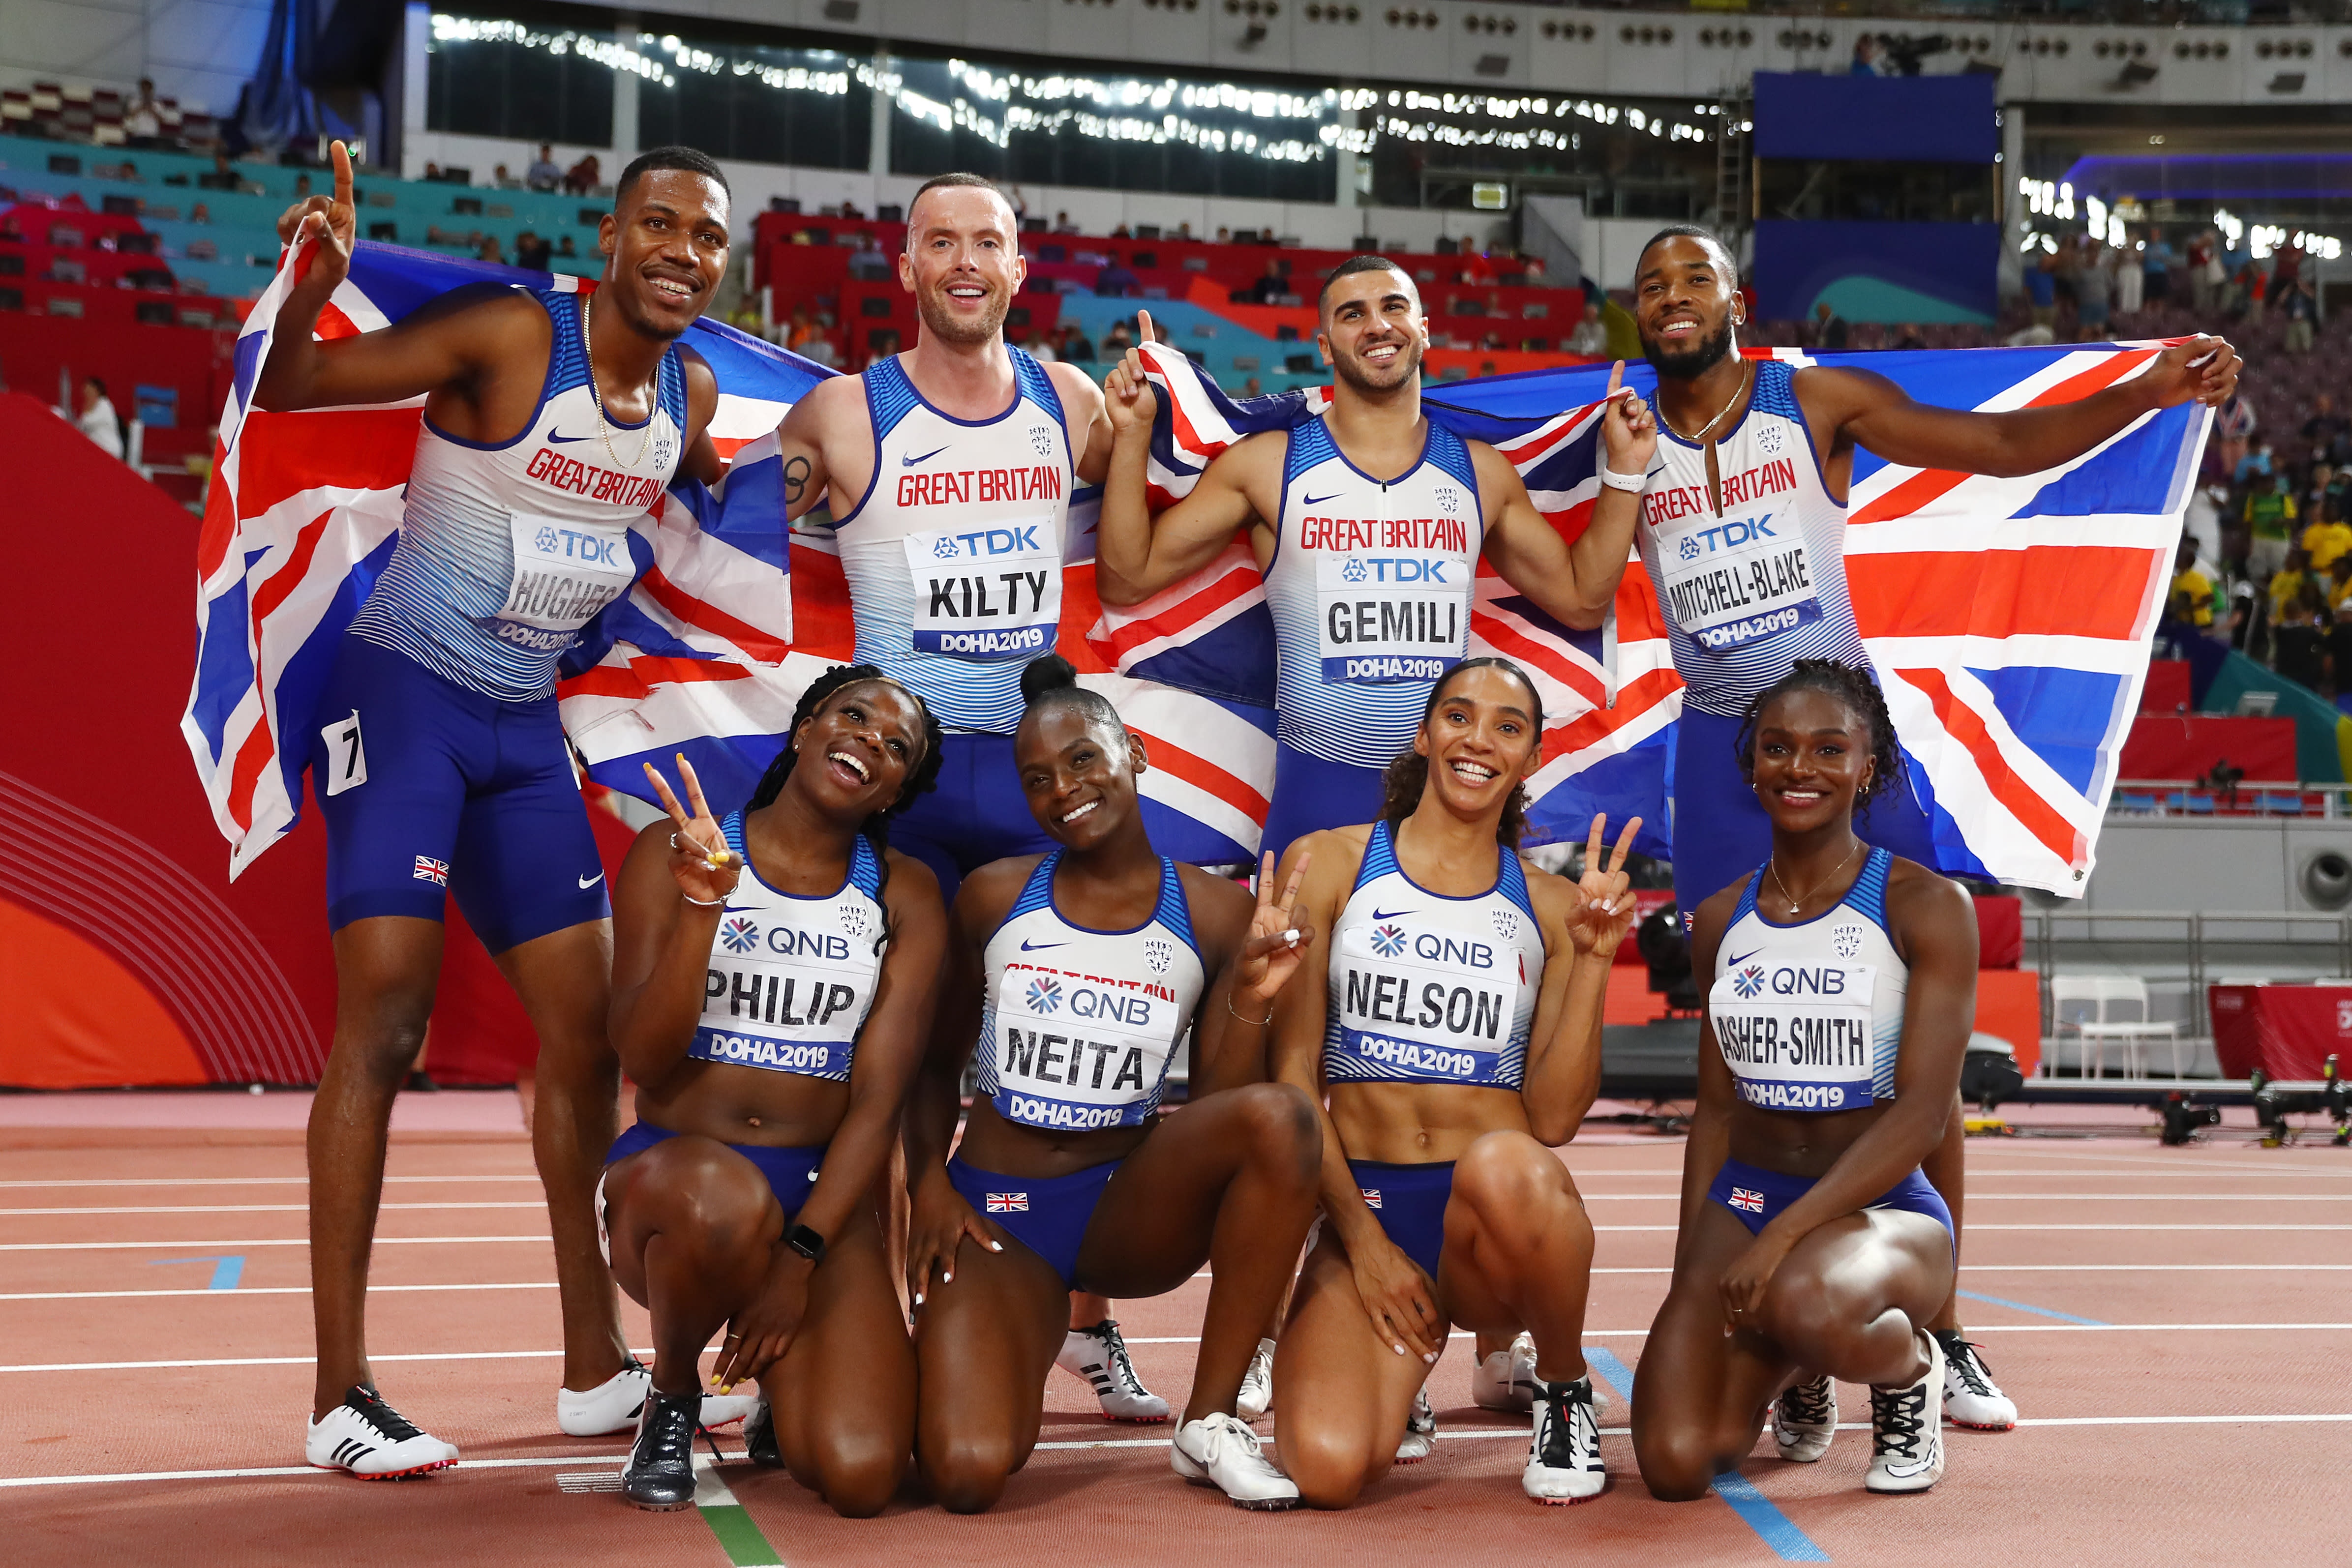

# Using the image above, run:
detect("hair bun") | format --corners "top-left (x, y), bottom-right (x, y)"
top-left (1020, 653), bottom-right (1081, 703)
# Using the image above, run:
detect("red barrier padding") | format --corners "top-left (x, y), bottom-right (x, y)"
top-left (1973, 892), bottom-right (2022, 969)
top-left (2117, 713), bottom-right (2298, 783)
top-left (2141, 659), bottom-right (2191, 714)
top-left (2209, 983), bottom-right (2352, 1081)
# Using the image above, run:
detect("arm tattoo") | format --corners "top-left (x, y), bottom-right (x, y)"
top-left (784, 455), bottom-right (811, 506)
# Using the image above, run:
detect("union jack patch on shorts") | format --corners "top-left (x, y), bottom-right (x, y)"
top-left (1360, 1189), bottom-right (1383, 1209)
top-left (987, 1192), bottom-right (1028, 1213)
top-left (1729, 1186), bottom-right (1766, 1214)
top-left (413, 855), bottom-right (449, 887)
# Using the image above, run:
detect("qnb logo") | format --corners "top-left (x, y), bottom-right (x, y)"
top-left (1732, 963), bottom-right (1766, 999)
top-left (1026, 976), bottom-right (1063, 1014)
top-left (1370, 923), bottom-right (1407, 957)
top-left (528, 526), bottom-right (622, 565)
top-left (720, 917), bottom-right (759, 954)
top-left (1682, 517), bottom-right (1779, 556)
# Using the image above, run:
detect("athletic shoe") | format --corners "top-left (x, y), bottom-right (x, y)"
top-left (1772, 1373), bottom-right (1838, 1463)
top-left (744, 1397), bottom-right (783, 1469)
top-left (1865, 1332), bottom-right (1947, 1495)
top-left (304, 1386), bottom-right (458, 1480)
top-left (621, 1389), bottom-right (707, 1511)
top-left (1522, 1375), bottom-right (1605, 1504)
top-left (1235, 1336), bottom-right (1277, 1421)
top-left (1934, 1332), bottom-right (2018, 1431)
top-left (1472, 1331), bottom-right (1539, 1414)
top-left (556, 1355), bottom-right (760, 1437)
top-left (1171, 1412), bottom-right (1302, 1510)
top-left (1395, 1388), bottom-right (1436, 1464)
top-left (1057, 1318), bottom-right (1170, 1422)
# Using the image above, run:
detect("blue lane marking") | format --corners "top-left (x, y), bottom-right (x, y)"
top-left (1710, 1473), bottom-right (1833, 1563)
top-left (147, 1255), bottom-right (245, 1291)
top-left (1584, 1343), bottom-right (1637, 1405)
top-left (1955, 1288), bottom-right (2105, 1327)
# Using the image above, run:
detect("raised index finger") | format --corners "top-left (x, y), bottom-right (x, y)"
top-left (331, 139), bottom-right (354, 209)
top-left (1138, 308), bottom-right (1157, 344)
top-left (1607, 358), bottom-right (1625, 395)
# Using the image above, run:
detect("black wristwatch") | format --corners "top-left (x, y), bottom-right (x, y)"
top-left (784, 1222), bottom-right (827, 1264)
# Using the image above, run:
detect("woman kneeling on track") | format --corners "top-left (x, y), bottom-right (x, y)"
top-left (1631, 659), bottom-right (1974, 1500)
top-left (904, 654), bottom-right (1325, 1512)
top-left (1265, 655), bottom-right (1638, 1509)
top-left (601, 666), bottom-right (948, 1515)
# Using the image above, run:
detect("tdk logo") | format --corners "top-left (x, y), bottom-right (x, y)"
top-left (1682, 517), bottom-right (1779, 556)
top-left (531, 527), bottom-right (621, 565)
top-left (935, 526), bottom-right (1042, 560)
top-left (1337, 557), bottom-right (1453, 585)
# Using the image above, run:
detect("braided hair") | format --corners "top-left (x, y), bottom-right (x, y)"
top-left (743, 664), bottom-right (946, 952)
top-left (1732, 658), bottom-right (1904, 812)
top-left (1377, 656), bottom-right (1545, 847)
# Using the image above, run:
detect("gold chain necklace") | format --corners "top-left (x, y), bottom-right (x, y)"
top-left (1664, 356), bottom-right (1752, 445)
top-left (1767, 838), bottom-right (1861, 917)
top-left (578, 292), bottom-right (655, 471)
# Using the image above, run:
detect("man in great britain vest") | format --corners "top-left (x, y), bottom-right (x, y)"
top-left (256, 143), bottom-right (752, 1474)
top-left (767, 173), bottom-right (1115, 906)
top-left (1093, 257), bottom-right (1659, 860)
top-left (1626, 224), bottom-right (2242, 1432)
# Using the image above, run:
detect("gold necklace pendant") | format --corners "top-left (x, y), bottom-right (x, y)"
top-left (578, 292), bottom-right (656, 472)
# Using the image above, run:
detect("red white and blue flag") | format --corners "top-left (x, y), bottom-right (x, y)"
top-left (986, 1192), bottom-right (1029, 1213)
top-left (187, 240), bottom-right (2206, 897)
top-left (1729, 1185), bottom-right (1767, 1214)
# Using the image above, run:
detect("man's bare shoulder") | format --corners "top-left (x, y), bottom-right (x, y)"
top-left (1045, 357), bottom-right (1104, 410)
top-left (779, 370), bottom-right (871, 441)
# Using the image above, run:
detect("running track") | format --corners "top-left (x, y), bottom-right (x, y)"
top-left (2, 1109), bottom-right (2344, 1566)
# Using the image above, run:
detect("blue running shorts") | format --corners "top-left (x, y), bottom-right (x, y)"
top-left (1669, 708), bottom-right (1942, 921)
top-left (1346, 1157), bottom-right (1457, 1282)
top-left (597, 1123), bottom-right (824, 1264)
top-left (310, 634), bottom-right (609, 952)
top-left (1262, 740), bottom-right (1390, 866)
top-left (886, 733), bottom-right (1058, 908)
top-left (1706, 1156), bottom-right (1954, 1251)
top-left (945, 1153), bottom-right (1124, 1290)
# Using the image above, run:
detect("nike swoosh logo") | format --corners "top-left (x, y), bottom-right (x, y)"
top-left (1019, 939), bottom-right (1066, 951)
top-left (578, 872), bottom-right (604, 889)
top-left (723, 905), bottom-right (758, 915)
top-left (1301, 492), bottom-right (1342, 506)
top-left (1371, 907), bottom-right (1414, 921)
top-left (1725, 949), bottom-right (1762, 969)
top-left (903, 445), bottom-right (950, 467)
top-left (547, 431), bottom-right (595, 444)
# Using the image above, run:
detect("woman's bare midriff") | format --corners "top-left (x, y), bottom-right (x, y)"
top-left (1724, 1099), bottom-right (1885, 1180)
top-left (1327, 1080), bottom-right (1529, 1165)
top-left (632, 1062), bottom-right (851, 1149)
top-left (951, 1095), bottom-right (1156, 1179)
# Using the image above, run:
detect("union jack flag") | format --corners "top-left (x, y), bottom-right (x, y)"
top-left (1360, 1188), bottom-right (1383, 1209)
top-left (1729, 1186), bottom-right (1767, 1214)
top-left (1126, 338), bottom-right (2213, 893)
top-left (411, 855), bottom-right (448, 887)
top-left (986, 1192), bottom-right (1028, 1213)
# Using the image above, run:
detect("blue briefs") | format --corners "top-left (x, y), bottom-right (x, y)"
top-left (604, 1121), bottom-right (824, 1220)
top-left (945, 1153), bottom-right (1123, 1290)
top-left (1707, 1155), bottom-right (1953, 1247)
top-left (885, 733), bottom-right (1058, 908)
top-left (1262, 740), bottom-right (1390, 865)
top-left (1347, 1157), bottom-right (1456, 1282)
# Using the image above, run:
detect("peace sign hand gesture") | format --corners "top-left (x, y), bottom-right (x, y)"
top-left (1565, 813), bottom-right (1642, 959)
top-left (642, 752), bottom-right (741, 907)
top-left (1232, 848), bottom-right (1315, 1012)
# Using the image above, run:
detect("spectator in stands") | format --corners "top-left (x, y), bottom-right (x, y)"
top-left (200, 153), bottom-right (240, 192)
top-left (556, 234), bottom-right (577, 259)
top-left (187, 203), bottom-right (211, 226)
top-left (1248, 256), bottom-right (1290, 305)
top-left (1025, 329), bottom-right (1058, 364)
top-left (1851, 34), bottom-right (1886, 75)
top-left (492, 163), bottom-right (516, 189)
top-left (1214, 226), bottom-right (1231, 244)
top-left (1054, 211), bottom-right (1078, 234)
top-left (74, 377), bottom-right (124, 462)
top-left (1058, 323), bottom-right (1095, 362)
top-left (1241, 375), bottom-right (1263, 397)
top-left (2235, 254), bottom-right (2265, 327)
top-left (294, 173), bottom-right (313, 198)
top-left (2022, 249), bottom-right (2057, 333)
top-left (126, 78), bottom-right (162, 147)
top-left (2074, 239), bottom-right (2113, 341)
top-left (1566, 299), bottom-right (1608, 356)
top-left (2114, 235), bottom-right (2144, 317)
top-left (1176, 222), bottom-right (1195, 240)
top-left (513, 231), bottom-right (551, 272)
top-left (2305, 499), bottom-right (2352, 573)
top-left (846, 234), bottom-right (892, 281)
top-left (2236, 442), bottom-right (2274, 487)
top-left (2305, 394), bottom-right (2351, 468)
top-left (2281, 275), bottom-right (2317, 355)
top-left (2168, 539), bottom-right (2216, 629)
top-left (564, 154), bottom-right (600, 196)
top-left (1096, 256), bottom-right (1138, 297)
top-left (1893, 323), bottom-right (1926, 351)
top-left (526, 143), bottom-right (562, 192)
top-left (2327, 600), bottom-right (2352, 696)
top-left (1810, 300), bottom-right (1849, 351)
top-left (2187, 228), bottom-right (2220, 314)
top-left (2329, 554), bottom-right (2352, 613)
top-left (840, 200), bottom-right (865, 220)
top-left (2216, 389), bottom-right (2257, 482)
top-left (2274, 579), bottom-right (2331, 688)
top-left (477, 235), bottom-right (505, 266)
top-left (784, 303), bottom-right (818, 352)
top-left (1111, 222), bottom-right (1133, 239)
top-left (860, 325), bottom-right (900, 370)
top-left (2142, 227), bottom-right (2173, 305)
top-left (2244, 469), bottom-right (2298, 577)
top-left (1102, 321), bottom-right (1134, 356)
top-left (2271, 547), bottom-right (2314, 624)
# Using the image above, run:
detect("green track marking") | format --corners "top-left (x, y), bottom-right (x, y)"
top-left (694, 1456), bottom-right (784, 1566)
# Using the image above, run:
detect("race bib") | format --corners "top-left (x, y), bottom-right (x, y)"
top-left (1710, 960), bottom-right (1877, 1112)
top-left (1658, 510), bottom-right (1821, 652)
top-left (687, 915), bottom-right (879, 1081)
top-left (987, 962), bottom-right (1183, 1130)
top-left (904, 521), bottom-right (1061, 661)
top-left (1315, 552), bottom-right (1471, 683)
top-left (1332, 920), bottom-right (1519, 1084)
top-left (496, 513), bottom-right (636, 645)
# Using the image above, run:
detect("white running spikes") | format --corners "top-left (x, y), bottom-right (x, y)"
top-left (1866, 1332), bottom-right (1947, 1495)
top-left (1172, 1412), bottom-right (1301, 1509)
top-left (1236, 1336), bottom-right (1276, 1421)
top-left (1773, 1372), bottom-right (1838, 1464)
top-left (305, 1386), bottom-right (457, 1480)
top-left (557, 1357), bottom-right (759, 1437)
top-left (1471, 1331), bottom-right (1540, 1414)
top-left (1395, 1388), bottom-right (1436, 1463)
top-left (1056, 1319), bottom-right (1171, 1422)
top-left (1935, 1331), bottom-right (2018, 1431)
top-left (1523, 1376), bottom-right (1605, 1504)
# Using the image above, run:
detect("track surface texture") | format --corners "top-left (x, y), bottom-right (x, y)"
top-left (2, 1105), bottom-right (2344, 1566)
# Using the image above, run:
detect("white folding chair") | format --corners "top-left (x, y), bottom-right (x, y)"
top-left (2073, 975), bottom-right (2182, 1078)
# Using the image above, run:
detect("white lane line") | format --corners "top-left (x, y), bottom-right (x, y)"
top-left (0, 1176), bottom-right (542, 1189)
top-left (0, 1283), bottom-right (562, 1301)
top-left (6, 1412), bottom-right (2349, 1489)
top-left (0, 1203), bottom-right (545, 1216)
top-left (13, 1323), bottom-right (2352, 1372)
top-left (0, 1236), bottom-right (552, 1252)
top-left (1972, 1148), bottom-right (2352, 1177)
